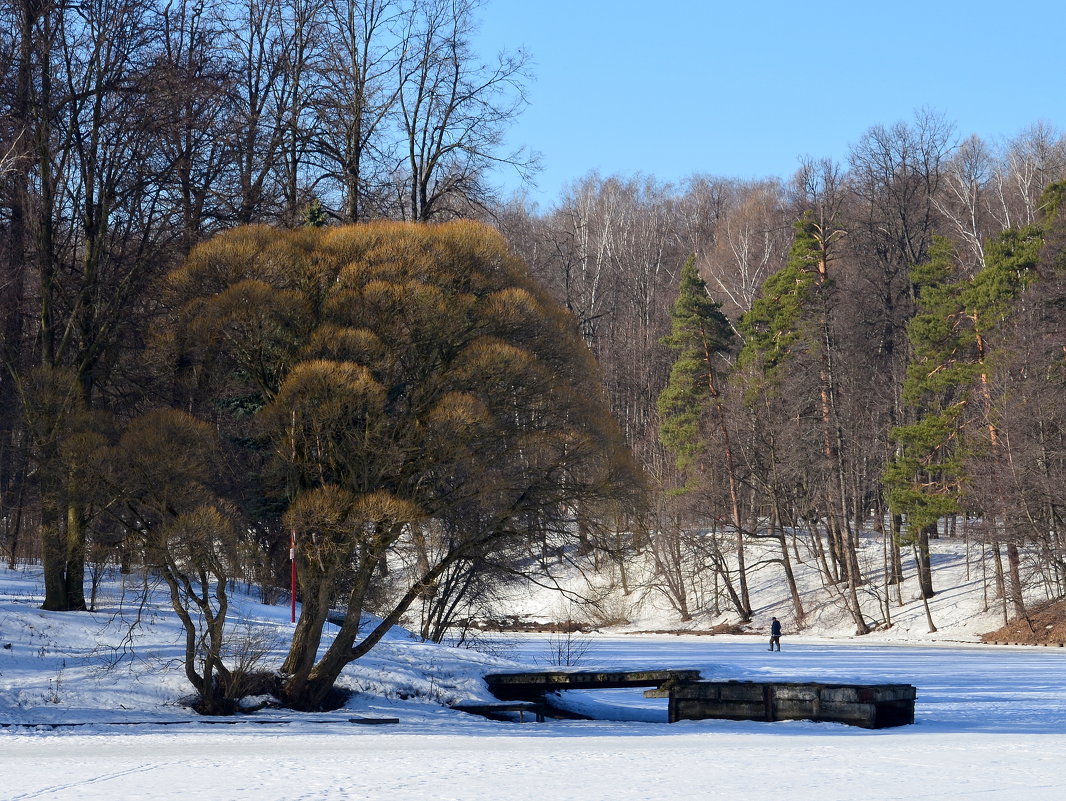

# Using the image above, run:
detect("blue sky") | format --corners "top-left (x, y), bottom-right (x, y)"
top-left (476, 0), bottom-right (1066, 208)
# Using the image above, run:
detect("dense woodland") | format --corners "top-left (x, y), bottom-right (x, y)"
top-left (496, 129), bottom-right (1066, 632)
top-left (1, 0), bottom-right (1064, 709)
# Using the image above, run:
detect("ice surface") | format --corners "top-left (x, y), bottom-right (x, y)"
top-left (2, 565), bottom-right (1064, 800)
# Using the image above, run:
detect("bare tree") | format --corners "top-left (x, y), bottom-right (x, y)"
top-left (0, 1), bottom-right (33, 567)
top-left (219, 0), bottom-right (314, 224)
top-left (990, 122), bottom-right (1066, 230)
top-left (701, 179), bottom-right (790, 320)
top-left (152, 0), bottom-right (232, 251)
top-left (393, 0), bottom-right (533, 221)
top-left (933, 134), bottom-right (994, 269)
top-left (312, 0), bottom-right (399, 221)
top-left (12, 0), bottom-right (182, 609)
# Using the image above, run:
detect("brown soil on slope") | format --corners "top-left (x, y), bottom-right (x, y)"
top-left (981, 598), bottom-right (1066, 646)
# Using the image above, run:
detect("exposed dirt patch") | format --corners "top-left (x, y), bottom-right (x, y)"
top-left (981, 599), bottom-right (1066, 646)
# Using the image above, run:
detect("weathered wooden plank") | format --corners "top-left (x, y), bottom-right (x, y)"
top-left (485, 669), bottom-right (701, 699)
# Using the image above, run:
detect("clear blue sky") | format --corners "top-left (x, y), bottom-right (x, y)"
top-left (476, 0), bottom-right (1066, 208)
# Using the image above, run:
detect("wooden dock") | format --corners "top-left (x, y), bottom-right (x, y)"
top-left (479, 670), bottom-right (916, 729)
top-left (668, 680), bottom-right (916, 728)
top-left (484, 669), bottom-right (701, 700)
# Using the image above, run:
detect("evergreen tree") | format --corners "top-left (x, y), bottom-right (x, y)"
top-left (884, 237), bottom-right (971, 535)
top-left (657, 256), bottom-right (751, 619)
top-left (885, 216), bottom-right (1044, 613)
top-left (738, 213), bottom-right (871, 634)
top-left (303, 198), bottom-right (328, 228)
top-left (736, 216), bottom-right (820, 379)
top-left (657, 257), bottom-right (733, 474)
top-left (883, 237), bottom-right (970, 607)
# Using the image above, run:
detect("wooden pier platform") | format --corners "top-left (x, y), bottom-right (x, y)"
top-left (484, 669), bottom-right (701, 700)
top-left (480, 670), bottom-right (916, 729)
top-left (668, 680), bottom-right (916, 729)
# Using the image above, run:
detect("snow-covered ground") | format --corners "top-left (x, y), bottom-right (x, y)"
top-left (2, 553), bottom-right (1065, 801)
top-left (494, 534), bottom-right (1037, 644)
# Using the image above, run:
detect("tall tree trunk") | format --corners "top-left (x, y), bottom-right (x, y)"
top-left (1005, 541), bottom-right (1027, 620)
top-left (39, 466), bottom-right (75, 610)
top-left (62, 499), bottom-right (87, 610)
top-left (889, 513), bottom-right (905, 596)
top-left (0, 1), bottom-right (32, 562)
top-left (990, 541), bottom-right (1008, 623)
top-left (917, 558), bottom-right (938, 634)
top-left (704, 360), bottom-right (751, 619)
top-left (916, 524), bottom-right (936, 599)
top-left (772, 505), bottom-right (805, 627)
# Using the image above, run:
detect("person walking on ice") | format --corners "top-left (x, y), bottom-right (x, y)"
top-left (769, 617), bottom-right (782, 651)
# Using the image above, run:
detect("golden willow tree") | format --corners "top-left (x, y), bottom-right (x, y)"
top-left (164, 221), bottom-right (640, 710)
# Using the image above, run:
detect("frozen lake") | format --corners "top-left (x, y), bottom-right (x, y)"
top-left (507, 635), bottom-right (1066, 732)
top-left (3, 636), bottom-right (1064, 800)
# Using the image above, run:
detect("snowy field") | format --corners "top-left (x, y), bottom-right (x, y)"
top-left (4, 637), bottom-right (1065, 800)
top-left (2, 565), bottom-right (1065, 800)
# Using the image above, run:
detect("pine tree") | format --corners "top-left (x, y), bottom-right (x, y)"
top-left (657, 256), bottom-right (751, 619)
top-left (885, 218), bottom-right (1044, 615)
top-left (657, 257), bottom-right (733, 474)
top-left (883, 237), bottom-right (969, 608)
top-left (736, 218), bottom-right (820, 379)
top-left (738, 213), bottom-right (871, 634)
top-left (303, 197), bottom-right (328, 228)
top-left (885, 237), bottom-right (970, 528)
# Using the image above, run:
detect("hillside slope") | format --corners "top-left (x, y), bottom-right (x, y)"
top-left (476, 534), bottom-right (1065, 646)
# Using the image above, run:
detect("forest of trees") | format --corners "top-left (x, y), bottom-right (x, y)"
top-left (1, 0), bottom-right (1064, 709)
top-left (496, 120), bottom-right (1066, 635)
